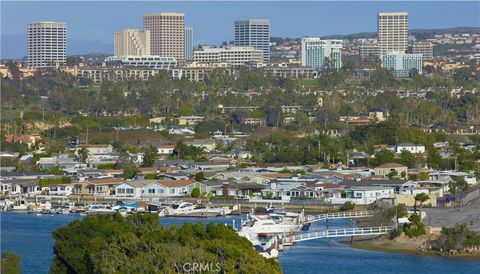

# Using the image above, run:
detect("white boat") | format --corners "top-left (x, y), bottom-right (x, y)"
top-left (11, 199), bottom-right (29, 211)
top-left (84, 205), bottom-right (115, 216)
top-left (159, 202), bottom-right (232, 217)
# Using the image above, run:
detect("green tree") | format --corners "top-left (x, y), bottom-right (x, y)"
top-left (123, 164), bottom-right (139, 179)
top-left (49, 214), bottom-right (281, 273)
top-left (191, 187), bottom-right (201, 198)
top-left (404, 213), bottom-right (426, 238)
top-left (194, 172), bottom-right (205, 181)
top-left (142, 145), bottom-right (158, 167)
top-left (1, 252), bottom-right (21, 274)
top-left (414, 192), bottom-right (430, 213)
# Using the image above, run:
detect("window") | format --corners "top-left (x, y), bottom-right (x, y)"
top-left (170, 189), bottom-right (175, 194)
top-left (126, 189), bottom-right (134, 194)
top-left (148, 189), bottom-right (155, 194)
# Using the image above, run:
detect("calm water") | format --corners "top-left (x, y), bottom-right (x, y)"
top-left (1, 212), bottom-right (479, 274)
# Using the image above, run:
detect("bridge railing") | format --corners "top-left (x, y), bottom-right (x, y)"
top-left (292, 226), bottom-right (394, 242)
top-left (305, 210), bottom-right (377, 223)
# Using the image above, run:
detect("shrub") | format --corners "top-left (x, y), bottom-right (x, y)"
top-left (191, 187), bottom-right (201, 198)
top-left (404, 213), bottom-right (426, 238)
top-left (1, 252), bottom-right (21, 274)
top-left (341, 201), bottom-right (355, 211)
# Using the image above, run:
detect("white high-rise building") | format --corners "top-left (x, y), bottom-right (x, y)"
top-left (185, 26), bottom-right (193, 61)
top-left (377, 12), bottom-right (408, 56)
top-left (234, 19), bottom-right (270, 61)
top-left (144, 12), bottom-right (185, 61)
top-left (301, 38), bottom-right (342, 70)
top-left (114, 29), bottom-right (150, 56)
top-left (27, 21), bottom-right (66, 68)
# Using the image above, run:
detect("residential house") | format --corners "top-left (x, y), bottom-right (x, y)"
top-left (396, 144), bottom-right (426, 154)
top-left (157, 145), bottom-right (176, 158)
top-left (114, 181), bottom-right (151, 198)
top-left (327, 186), bottom-right (395, 205)
top-left (374, 163), bottom-right (408, 177)
top-left (185, 139), bottom-right (217, 152)
top-left (72, 178), bottom-right (124, 196)
top-left (143, 180), bottom-right (195, 197)
top-left (45, 184), bottom-right (74, 196)
top-left (78, 144), bottom-right (114, 155)
top-left (4, 134), bottom-right (41, 148)
top-left (0, 181), bottom-right (13, 195)
top-left (177, 116), bottom-right (204, 126)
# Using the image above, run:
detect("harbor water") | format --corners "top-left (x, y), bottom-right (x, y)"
top-left (1, 212), bottom-right (479, 274)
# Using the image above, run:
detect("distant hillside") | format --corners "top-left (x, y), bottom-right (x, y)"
top-left (272, 27), bottom-right (480, 41)
top-left (1, 33), bottom-right (113, 60)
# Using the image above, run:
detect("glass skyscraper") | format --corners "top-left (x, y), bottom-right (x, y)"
top-left (234, 19), bottom-right (270, 61)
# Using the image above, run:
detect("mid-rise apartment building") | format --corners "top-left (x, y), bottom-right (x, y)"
top-left (359, 42), bottom-right (380, 62)
top-left (377, 12), bottom-right (408, 56)
top-left (382, 51), bottom-right (423, 77)
top-left (114, 29), bottom-right (150, 56)
top-left (301, 38), bottom-right (342, 69)
top-left (27, 21), bottom-right (66, 68)
top-left (193, 46), bottom-right (263, 66)
top-left (234, 19), bottom-right (270, 61)
top-left (412, 41), bottom-right (433, 60)
top-left (144, 12), bottom-right (185, 61)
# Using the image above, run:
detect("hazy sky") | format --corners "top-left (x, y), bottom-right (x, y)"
top-left (1, 1), bottom-right (479, 57)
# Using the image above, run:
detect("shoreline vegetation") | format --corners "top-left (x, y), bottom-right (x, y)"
top-left (351, 207), bottom-right (480, 260)
top-left (351, 236), bottom-right (480, 260)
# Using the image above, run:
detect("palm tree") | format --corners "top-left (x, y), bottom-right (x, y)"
top-left (414, 192), bottom-right (429, 214)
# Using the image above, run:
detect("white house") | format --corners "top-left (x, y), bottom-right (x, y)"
top-left (46, 184), bottom-right (74, 196)
top-left (114, 181), bottom-right (150, 198)
top-left (396, 144), bottom-right (426, 154)
top-left (79, 144), bottom-right (114, 155)
top-left (157, 145), bottom-right (176, 156)
top-left (143, 180), bottom-right (194, 197)
top-left (328, 186), bottom-right (394, 205)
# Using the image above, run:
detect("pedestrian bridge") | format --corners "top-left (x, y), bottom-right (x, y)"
top-left (305, 210), bottom-right (377, 224)
top-left (290, 226), bottom-right (394, 242)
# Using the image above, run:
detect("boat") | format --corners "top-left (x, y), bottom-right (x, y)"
top-left (159, 202), bottom-right (233, 217)
top-left (10, 199), bottom-right (29, 212)
top-left (84, 205), bottom-right (115, 216)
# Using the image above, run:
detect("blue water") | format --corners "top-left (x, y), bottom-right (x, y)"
top-left (1, 212), bottom-right (479, 274)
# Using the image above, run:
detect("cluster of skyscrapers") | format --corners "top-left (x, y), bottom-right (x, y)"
top-left (377, 12), bottom-right (423, 76)
top-left (25, 11), bottom-right (426, 77)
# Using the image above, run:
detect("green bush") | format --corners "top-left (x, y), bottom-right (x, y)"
top-left (1, 252), bottom-right (21, 274)
top-left (341, 201), bottom-right (355, 211)
top-left (49, 214), bottom-right (280, 273)
top-left (96, 163), bottom-right (116, 169)
top-left (39, 177), bottom-right (71, 188)
top-left (404, 213), bottom-right (426, 238)
top-left (191, 187), bottom-right (201, 198)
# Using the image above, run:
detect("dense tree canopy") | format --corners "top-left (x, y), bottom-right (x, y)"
top-left (50, 214), bottom-right (280, 274)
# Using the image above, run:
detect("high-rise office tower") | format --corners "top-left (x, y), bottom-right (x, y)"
top-left (301, 38), bottom-right (342, 70)
top-left (144, 12), bottom-right (185, 61)
top-left (114, 29), bottom-right (150, 56)
top-left (377, 12), bottom-right (408, 56)
top-left (27, 21), bottom-right (66, 68)
top-left (185, 26), bottom-right (193, 61)
top-left (234, 19), bottom-right (270, 61)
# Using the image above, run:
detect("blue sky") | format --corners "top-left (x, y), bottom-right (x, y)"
top-left (1, 1), bottom-right (479, 58)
